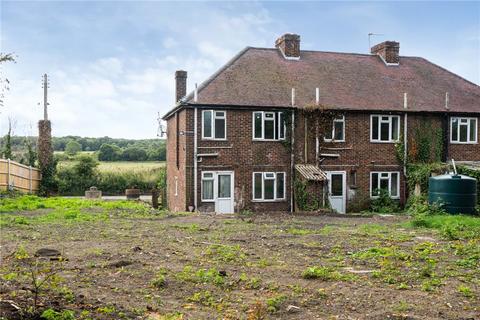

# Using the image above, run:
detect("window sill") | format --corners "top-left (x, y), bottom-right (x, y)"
top-left (201, 138), bottom-right (228, 141)
top-left (201, 199), bottom-right (215, 203)
top-left (449, 141), bottom-right (478, 145)
top-left (370, 196), bottom-right (400, 200)
top-left (324, 139), bottom-right (346, 143)
top-left (370, 140), bottom-right (399, 144)
top-left (252, 139), bottom-right (286, 142)
top-left (252, 199), bottom-right (287, 203)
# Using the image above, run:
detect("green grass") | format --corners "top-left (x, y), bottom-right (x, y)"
top-left (58, 160), bottom-right (165, 173)
top-left (0, 195), bottom-right (152, 227)
top-left (409, 214), bottom-right (480, 240)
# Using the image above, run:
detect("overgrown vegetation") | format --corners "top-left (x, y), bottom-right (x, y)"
top-left (54, 155), bottom-right (165, 195)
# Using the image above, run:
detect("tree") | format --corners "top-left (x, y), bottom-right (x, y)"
top-left (121, 146), bottom-right (147, 161)
top-left (0, 53), bottom-right (16, 108)
top-left (64, 140), bottom-right (82, 156)
top-left (98, 143), bottom-right (121, 161)
top-left (2, 118), bottom-right (13, 159)
top-left (25, 137), bottom-right (37, 167)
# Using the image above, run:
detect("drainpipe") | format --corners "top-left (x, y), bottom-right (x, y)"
top-left (403, 93), bottom-right (408, 204)
top-left (193, 84), bottom-right (198, 211)
top-left (290, 110), bottom-right (295, 213)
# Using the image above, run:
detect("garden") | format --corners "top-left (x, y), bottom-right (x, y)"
top-left (0, 195), bottom-right (478, 319)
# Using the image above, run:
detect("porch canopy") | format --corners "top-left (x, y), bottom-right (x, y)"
top-left (295, 164), bottom-right (327, 181)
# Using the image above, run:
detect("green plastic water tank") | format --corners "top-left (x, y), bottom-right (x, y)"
top-left (428, 174), bottom-right (477, 214)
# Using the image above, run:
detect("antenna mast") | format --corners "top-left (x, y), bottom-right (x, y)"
top-left (368, 33), bottom-right (384, 52)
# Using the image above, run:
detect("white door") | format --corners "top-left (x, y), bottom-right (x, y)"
top-left (215, 172), bottom-right (234, 213)
top-left (326, 171), bottom-right (346, 214)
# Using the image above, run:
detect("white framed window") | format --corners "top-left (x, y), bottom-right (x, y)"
top-left (370, 172), bottom-right (400, 199)
top-left (253, 111), bottom-right (286, 141)
top-left (450, 117), bottom-right (477, 144)
top-left (202, 110), bottom-right (226, 140)
top-left (370, 115), bottom-right (400, 143)
top-left (324, 116), bottom-right (345, 142)
top-left (252, 172), bottom-right (286, 201)
top-left (201, 172), bottom-right (215, 202)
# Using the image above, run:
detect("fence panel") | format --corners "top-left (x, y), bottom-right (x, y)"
top-left (0, 159), bottom-right (41, 193)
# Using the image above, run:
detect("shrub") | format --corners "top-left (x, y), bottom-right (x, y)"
top-left (57, 156), bottom-right (99, 195)
top-left (370, 189), bottom-right (400, 213)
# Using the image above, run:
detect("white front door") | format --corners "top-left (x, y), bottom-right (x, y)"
top-left (326, 171), bottom-right (346, 214)
top-left (215, 172), bottom-right (234, 213)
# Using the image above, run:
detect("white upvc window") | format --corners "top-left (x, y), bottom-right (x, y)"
top-left (201, 172), bottom-right (215, 202)
top-left (370, 115), bottom-right (400, 143)
top-left (253, 111), bottom-right (286, 141)
top-left (202, 110), bottom-right (226, 140)
top-left (370, 172), bottom-right (400, 199)
top-left (450, 117), bottom-right (477, 144)
top-left (252, 172), bottom-right (286, 201)
top-left (324, 116), bottom-right (345, 142)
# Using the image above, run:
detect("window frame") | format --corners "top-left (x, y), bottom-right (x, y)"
top-left (202, 110), bottom-right (227, 140)
top-left (252, 111), bottom-right (286, 141)
top-left (369, 171), bottom-right (400, 199)
top-left (252, 171), bottom-right (286, 202)
top-left (370, 115), bottom-right (400, 143)
top-left (450, 117), bottom-right (477, 144)
top-left (324, 116), bottom-right (346, 142)
top-left (201, 171), bottom-right (215, 202)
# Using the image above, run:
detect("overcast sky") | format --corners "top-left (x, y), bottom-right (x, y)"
top-left (1, 1), bottom-right (479, 139)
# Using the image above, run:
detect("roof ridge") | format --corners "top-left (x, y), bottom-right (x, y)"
top-left (182, 46), bottom-right (252, 103)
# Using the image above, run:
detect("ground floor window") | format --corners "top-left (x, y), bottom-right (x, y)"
top-left (370, 171), bottom-right (400, 199)
top-left (253, 172), bottom-right (285, 201)
top-left (201, 172), bottom-right (214, 201)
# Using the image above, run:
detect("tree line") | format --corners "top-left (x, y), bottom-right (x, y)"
top-left (1, 135), bottom-right (166, 162)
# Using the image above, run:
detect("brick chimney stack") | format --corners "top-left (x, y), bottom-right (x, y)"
top-left (275, 33), bottom-right (300, 59)
top-left (371, 41), bottom-right (400, 64)
top-left (175, 70), bottom-right (187, 103)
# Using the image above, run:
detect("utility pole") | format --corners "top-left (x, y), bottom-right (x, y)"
top-left (42, 74), bottom-right (49, 120)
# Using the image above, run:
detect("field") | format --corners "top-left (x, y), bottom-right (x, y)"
top-left (0, 196), bottom-right (479, 319)
top-left (57, 160), bottom-right (165, 173)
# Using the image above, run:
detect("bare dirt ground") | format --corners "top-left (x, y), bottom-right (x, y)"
top-left (1, 208), bottom-right (479, 320)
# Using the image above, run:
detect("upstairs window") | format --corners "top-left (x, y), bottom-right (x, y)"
top-left (450, 117), bottom-right (477, 144)
top-left (324, 116), bottom-right (345, 142)
top-left (202, 110), bottom-right (226, 140)
top-left (253, 111), bottom-right (286, 141)
top-left (253, 172), bottom-right (285, 201)
top-left (371, 115), bottom-right (400, 143)
top-left (370, 172), bottom-right (400, 199)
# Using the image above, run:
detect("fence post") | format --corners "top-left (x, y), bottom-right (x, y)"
top-left (29, 166), bottom-right (33, 193)
top-left (7, 158), bottom-right (11, 189)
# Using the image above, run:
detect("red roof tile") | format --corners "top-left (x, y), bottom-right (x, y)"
top-left (170, 47), bottom-right (480, 117)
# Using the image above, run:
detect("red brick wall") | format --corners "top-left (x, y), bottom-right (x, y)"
top-left (166, 107), bottom-right (479, 213)
top-left (193, 109), bottom-right (291, 212)
top-left (166, 109), bottom-right (188, 212)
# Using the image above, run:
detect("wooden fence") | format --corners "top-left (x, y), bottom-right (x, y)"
top-left (0, 159), bottom-right (41, 193)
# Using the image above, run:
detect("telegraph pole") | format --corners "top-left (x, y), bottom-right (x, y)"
top-left (42, 74), bottom-right (49, 120)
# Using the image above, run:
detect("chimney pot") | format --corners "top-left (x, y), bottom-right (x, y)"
top-left (275, 33), bottom-right (300, 59)
top-left (371, 41), bottom-right (400, 64)
top-left (175, 70), bottom-right (187, 103)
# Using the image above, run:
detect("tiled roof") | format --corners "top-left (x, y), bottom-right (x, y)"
top-left (179, 47), bottom-right (479, 114)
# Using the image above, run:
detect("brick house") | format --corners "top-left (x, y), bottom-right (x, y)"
top-left (163, 33), bottom-right (480, 213)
